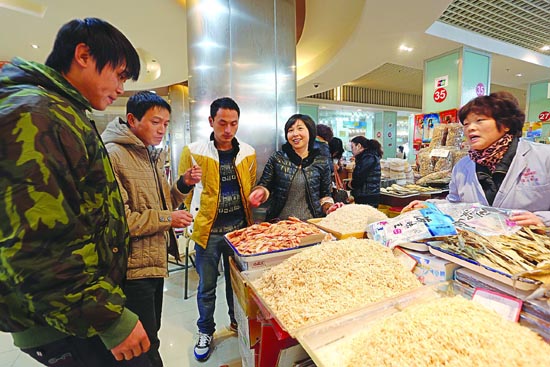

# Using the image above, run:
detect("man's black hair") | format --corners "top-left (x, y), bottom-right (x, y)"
top-left (210, 97), bottom-right (240, 118)
top-left (45, 18), bottom-right (140, 81)
top-left (127, 91), bottom-right (171, 120)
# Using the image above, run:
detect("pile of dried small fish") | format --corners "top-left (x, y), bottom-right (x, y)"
top-left (434, 227), bottom-right (550, 284)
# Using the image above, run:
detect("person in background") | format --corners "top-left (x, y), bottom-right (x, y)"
top-left (404, 91), bottom-right (550, 227)
top-left (315, 123), bottom-right (334, 175)
top-left (249, 114), bottom-right (342, 220)
top-left (102, 91), bottom-right (196, 367)
top-left (178, 97), bottom-right (256, 362)
top-left (329, 136), bottom-right (347, 182)
top-left (329, 136), bottom-right (345, 162)
top-left (0, 18), bottom-right (152, 366)
top-left (348, 137), bottom-right (382, 207)
top-left (396, 145), bottom-right (406, 159)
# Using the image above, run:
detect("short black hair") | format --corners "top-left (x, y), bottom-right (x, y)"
top-left (458, 91), bottom-right (525, 137)
top-left (210, 97), bottom-right (240, 118)
top-left (45, 18), bottom-right (140, 81)
top-left (127, 91), bottom-right (171, 120)
top-left (329, 137), bottom-right (344, 160)
top-left (316, 124), bottom-right (334, 142)
top-left (284, 114), bottom-right (317, 150)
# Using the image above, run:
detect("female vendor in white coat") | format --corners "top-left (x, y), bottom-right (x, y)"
top-left (404, 91), bottom-right (550, 227)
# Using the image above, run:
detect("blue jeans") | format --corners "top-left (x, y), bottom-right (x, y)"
top-left (195, 234), bottom-right (235, 335)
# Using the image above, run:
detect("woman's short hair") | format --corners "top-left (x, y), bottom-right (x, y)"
top-left (284, 114), bottom-right (317, 150)
top-left (458, 91), bottom-right (525, 137)
top-left (316, 124), bottom-right (334, 142)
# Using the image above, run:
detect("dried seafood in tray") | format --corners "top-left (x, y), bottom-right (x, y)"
top-left (225, 217), bottom-right (326, 256)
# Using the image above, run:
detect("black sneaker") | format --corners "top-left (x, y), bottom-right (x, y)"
top-left (229, 321), bottom-right (238, 333)
top-left (194, 332), bottom-right (213, 361)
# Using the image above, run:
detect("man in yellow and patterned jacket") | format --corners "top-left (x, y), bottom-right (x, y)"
top-left (0, 18), bottom-right (152, 366)
top-left (177, 97), bottom-right (256, 362)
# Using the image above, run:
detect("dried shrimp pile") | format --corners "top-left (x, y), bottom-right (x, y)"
top-left (225, 217), bottom-right (323, 255)
top-left (435, 227), bottom-right (550, 283)
top-left (317, 204), bottom-right (387, 234)
top-left (252, 238), bottom-right (421, 333)
top-left (320, 296), bottom-right (550, 367)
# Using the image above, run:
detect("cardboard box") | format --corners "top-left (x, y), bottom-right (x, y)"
top-left (229, 257), bottom-right (260, 318)
top-left (234, 293), bottom-right (261, 349)
top-left (230, 257), bottom-right (261, 350)
top-left (403, 248), bottom-right (460, 285)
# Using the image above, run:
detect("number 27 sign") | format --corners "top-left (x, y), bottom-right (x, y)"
top-left (539, 111), bottom-right (550, 121)
top-left (433, 87), bottom-right (447, 103)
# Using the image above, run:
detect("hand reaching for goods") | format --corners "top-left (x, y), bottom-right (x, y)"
top-left (401, 200), bottom-right (428, 213)
top-left (509, 211), bottom-right (544, 227)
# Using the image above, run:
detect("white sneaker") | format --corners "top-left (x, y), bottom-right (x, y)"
top-left (194, 332), bottom-right (213, 361)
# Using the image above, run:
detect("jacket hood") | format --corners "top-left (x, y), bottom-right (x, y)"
top-left (0, 57), bottom-right (91, 111)
top-left (102, 117), bottom-right (145, 147)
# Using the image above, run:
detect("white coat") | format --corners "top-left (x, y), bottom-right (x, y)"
top-left (448, 139), bottom-right (550, 226)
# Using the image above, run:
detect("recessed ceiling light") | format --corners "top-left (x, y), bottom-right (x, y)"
top-left (515, 73), bottom-right (523, 77)
top-left (541, 45), bottom-right (550, 51)
top-left (31, 44), bottom-right (39, 49)
top-left (399, 45), bottom-right (413, 52)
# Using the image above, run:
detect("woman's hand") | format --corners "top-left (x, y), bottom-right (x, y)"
top-left (401, 200), bottom-right (428, 213)
top-left (509, 211), bottom-right (544, 227)
top-left (327, 202), bottom-right (344, 214)
top-left (248, 188), bottom-right (266, 208)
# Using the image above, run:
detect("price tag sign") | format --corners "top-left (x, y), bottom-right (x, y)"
top-left (429, 148), bottom-right (450, 158)
top-left (433, 87), bottom-right (447, 103)
top-left (472, 288), bottom-right (522, 322)
top-left (539, 111), bottom-right (550, 121)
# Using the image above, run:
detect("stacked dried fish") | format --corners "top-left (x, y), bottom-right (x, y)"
top-left (435, 227), bottom-right (550, 283)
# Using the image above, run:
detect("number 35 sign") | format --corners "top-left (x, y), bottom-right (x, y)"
top-left (433, 87), bottom-right (447, 103)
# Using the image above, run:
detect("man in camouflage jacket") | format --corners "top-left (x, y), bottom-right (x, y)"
top-left (0, 18), bottom-right (151, 366)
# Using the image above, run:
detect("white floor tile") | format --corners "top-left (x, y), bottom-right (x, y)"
top-left (0, 266), bottom-right (241, 367)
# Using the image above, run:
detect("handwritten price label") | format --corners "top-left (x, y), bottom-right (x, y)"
top-left (433, 87), bottom-right (447, 103)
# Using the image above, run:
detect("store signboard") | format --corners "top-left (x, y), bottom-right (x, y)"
top-left (538, 111), bottom-right (550, 122)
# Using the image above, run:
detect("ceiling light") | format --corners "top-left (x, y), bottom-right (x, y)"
top-left (31, 44), bottom-right (39, 49)
top-left (541, 45), bottom-right (550, 51)
top-left (399, 45), bottom-right (413, 52)
top-left (515, 73), bottom-right (523, 77)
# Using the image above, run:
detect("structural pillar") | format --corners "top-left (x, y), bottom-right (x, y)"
top-left (168, 84), bottom-right (190, 181)
top-left (374, 111), bottom-right (397, 157)
top-left (186, 0), bottom-right (297, 174)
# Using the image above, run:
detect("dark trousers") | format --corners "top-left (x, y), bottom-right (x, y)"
top-left (21, 335), bottom-right (152, 367)
top-left (124, 278), bottom-right (164, 367)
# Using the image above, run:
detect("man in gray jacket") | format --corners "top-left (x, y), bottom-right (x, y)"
top-left (102, 91), bottom-right (200, 366)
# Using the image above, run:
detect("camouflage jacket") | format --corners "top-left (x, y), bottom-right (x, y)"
top-left (0, 58), bottom-right (137, 349)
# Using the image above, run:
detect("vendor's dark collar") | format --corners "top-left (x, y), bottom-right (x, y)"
top-left (210, 132), bottom-right (240, 154)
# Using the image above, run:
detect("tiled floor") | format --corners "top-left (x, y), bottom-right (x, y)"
top-left (0, 264), bottom-right (241, 367)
